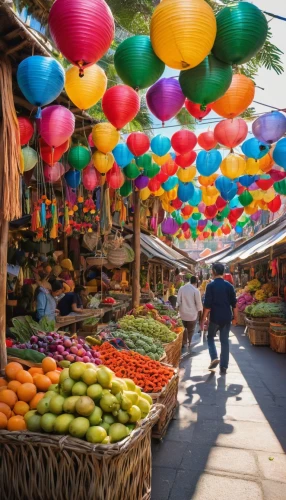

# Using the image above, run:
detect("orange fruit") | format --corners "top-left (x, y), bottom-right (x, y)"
top-left (7, 415), bottom-right (27, 431)
top-left (29, 392), bottom-right (45, 410)
top-left (46, 371), bottom-right (60, 384)
top-left (33, 374), bottom-right (52, 392)
top-left (17, 383), bottom-right (37, 403)
top-left (0, 411), bottom-right (8, 429)
top-left (0, 402), bottom-right (12, 419)
top-left (42, 357), bottom-right (57, 374)
top-left (0, 386), bottom-right (7, 392)
top-left (0, 378), bottom-right (7, 387)
top-left (5, 362), bottom-right (23, 380)
top-left (13, 401), bottom-right (30, 416)
top-left (0, 389), bottom-right (18, 408)
top-left (15, 370), bottom-right (33, 384)
top-left (10, 411), bottom-right (15, 417)
top-left (7, 380), bottom-right (22, 393)
top-left (28, 367), bottom-right (44, 376)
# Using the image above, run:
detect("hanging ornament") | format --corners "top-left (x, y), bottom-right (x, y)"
top-left (241, 138), bottom-right (270, 160)
top-left (22, 146), bottom-right (38, 172)
top-left (67, 146), bottom-right (91, 171)
top-left (83, 164), bottom-right (100, 190)
top-left (273, 138), bottom-right (286, 169)
top-left (148, 177), bottom-right (161, 192)
top-left (214, 118), bottom-right (248, 149)
top-left (40, 105), bottom-right (75, 147)
top-left (270, 169), bottom-right (286, 183)
top-left (211, 74), bottom-right (255, 119)
top-left (65, 170), bottom-right (81, 188)
top-left (205, 205), bottom-right (218, 219)
top-left (106, 163), bottom-right (125, 189)
top-left (144, 163), bottom-right (160, 179)
top-left (161, 159), bottom-right (178, 177)
top-left (146, 78), bottom-right (185, 125)
top-left (238, 190), bottom-right (253, 207)
top-left (102, 85), bottom-right (140, 129)
top-left (92, 122), bottom-right (120, 154)
top-left (216, 196), bottom-right (227, 210)
top-left (239, 175), bottom-right (256, 188)
top-left (162, 176), bottom-right (179, 192)
top-left (127, 132), bottom-right (150, 157)
top-left (197, 131), bottom-right (217, 151)
top-left (198, 174), bottom-right (218, 187)
top-left (92, 151), bottom-right (114, 174)
top-left (267, 195), bottom-right (281, 213)
top-left (175, 151), bottom-right (197, 168)
top-left (185, 99), bottom-right (212, 120)
top-left (274, 179), bottom-right (286, 195)
top-left (120, 180), bottom-right (132, 197)
top-left (253, 111), bottom-right (286, 145)
top-left (112, 143), bottom-right (134, 168)
top-left (189, 187), bottom-right (202, 207)
top-left (220, 153), bottom-right (246, 180)
top-left (161, 218), bottom-right (179, 235)
top-left (39, 138), bottom-right (69, 165)
top-left (259, 153), bottom-right (274, 173)
top-left (65, 64), bottom-right (107, 110)
top-left (177, 167), bottom-right (196, 183)
top-left (256, 175), bottom-right (274, 191)
top-left (135, 175), bottom-right (149, 190)
top-left (151, 135), bottom-right (171, 157)
top-left (177, 182), bottom-right (194, 202)
top-left (123, 162), bottom-right (140, 180)
top-left (171, 130), bottom-right (197, 155)
top-left (196, 149), bottom-right (222, 176)
top-left (136, 154), bottom-right (152, 170)
top-left (156, 170), bottom-right (169, 184)
top-left (44, 162), bottom-right (65, 183)
top-left (152, 152), bottom-right (171, 166)
top-left (140, 187), bottom-right (151, 201)
top-left (18, 117), bottom-right (34, 145)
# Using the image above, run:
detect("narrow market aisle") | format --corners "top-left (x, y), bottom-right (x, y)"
top-left (151, 327), bottom-right (286, 500)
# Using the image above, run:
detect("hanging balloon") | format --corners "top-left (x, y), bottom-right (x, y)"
top-left (196, 149), bottom-right (222, 176)
top-left (106, 163), bottom-right (125, 189)
top-left (17, 56), bottom-right (65, 115)
top-left (256, 175), bottom-right (274, 190)
top-left (175, 150), bottom-right (197, 168)
top-left (65, 64), bottom-right (107, 110)
top-left (198, 174), bottom-right (218, 187)
top-left (92, 123), bottom-right (120, 154)
top-left (242, 138), bottom-right (270, 160)
top-left (162, 176), bottom-right (179, 192)
top-left (185, 100), bottom-right (212, 120)
top-left (197, 131), bottom-right (217, 151)
top-left (135, 175), bottom-right (149, 190)
top-left (161, 159), bottom-right (178, 177)
top-left (161, 218), bottom-right (179, 235)
top-left (140, 187), bottom-right (151, 201)
top-left (112, 143), bottom-right (134, 168)
top-left (189, 187), bottom-right (202, 207)
top-left (146, 78), bottom-right (185, 124)
top-left (151, 135), bottom-right (171, 157)
top-left (127, 132), bottom-right (150, 157)
top-left (41, 105), bottom-right (75, 148)
top-left (179, 54), bottom-right (232, 106)
top-left (177, 167), bottom-right (196, 183)
top-left (49, 0), bottom-right (114, 72)
top-left (18, 117), bottom-right (34, 145)
top-left (92, 151), bottom-right (114, 174)
top-left (65, 170), bottom-right (81, 188)
top-left (114, 35), bottom-right (165, 90)
top-left (123, 162), bottom-right (140, 180)
top-left (211, 74), bottom-right (255, 119)
top-left (102, 85), bottom-right (140, 129)
top-left (150, 0), bottom-right (216, 70)
top-left (178, 182), bottom-right (194, 202)
top-left (136, 154), bottom-right (152, 170)
top-left (83, 164), bottom-right (100, 190)
top-left (268, 195), bottom-right (281, 213)
top-left (67, 146), bottom-right (91, 171)
top-left (22, 146), bottom-right (38, 172)
top-left (120, 180), bottom-right (133, 197)
top-left (252, 111), bottom-right (286, 145)
top-left (212, 2), bottom-right (268, 65)
top-left (238, 190), bottom-right (253, 207)
top-left (149, 177), bottom-right (162, 192)
top-left (144, 163), bottom-right (160, 179)
top-left (214, 118), bottom-right (248, 149)
top-left (273, 139), bottom-right (286, 169)
top-left (220, 154), bottom-right (246, 179)
top-left (44, 162), bottom-right (65, 183)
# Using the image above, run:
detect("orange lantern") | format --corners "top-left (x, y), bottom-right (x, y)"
top-left (211, 74), bottom-right (255, 119)
top-left (198, 174), bottom-right (218, 186)
top-left (259, 152), bottom-right (274, 173)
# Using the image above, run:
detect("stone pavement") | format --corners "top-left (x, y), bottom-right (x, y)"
top-left (151, 326), bottom-right (286, 500)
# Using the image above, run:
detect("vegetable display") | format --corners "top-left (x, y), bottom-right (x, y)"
top-left (118, 315), bottom-right (176, 343)
top-left (245, 302), bottom-right (286, 318)
top-left (10, 316), bottom-right (56, 343)
top-left (237, 292), bottom-right (254, 312)
top-left (114, 330), bottom-right (165, 360)
top-left (245, 279), bottom-right (261, 292)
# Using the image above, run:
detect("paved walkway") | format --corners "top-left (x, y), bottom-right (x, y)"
top-left (151, 327), bottom-right (286, 500)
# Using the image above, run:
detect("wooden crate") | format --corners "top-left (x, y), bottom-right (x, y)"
top-left (270, 332), bottom-right (286, 353)
top-left (163, 330), bottom-right (183, 368)
top-left (150, 371), bottom-right (179, 440)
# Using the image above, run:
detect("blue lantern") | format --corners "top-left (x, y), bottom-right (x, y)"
top-left (187, 217), bottom-right (198, 229)
top-left (241, 138), bottom-right (270, 160)
top-left (229, 196), bottom-right (243, 209)
top-left (17, 56), bottom-right (65, 117)
top-left (273, 138), bottom-right (286, 169)
top-left (151, 134), bottom-right (171, 156)
top-left (235, 225), bottom-right (243, 234)
top-left (239, 175), bottom-right (256, 188)
top-left (220, 184), bottom-right (238, 201)
top-left (65, 170), bottom-right (81, 189)
top-left (178, 181), bottom-right (194, 202)
top-left (216, 176), bottom-right (237, 201)
top-left (196, 149), bottom-right (222, 176)
top-left (113, 143), bottom-right (134, 168)
top-left (188, 187), bottom-right (202, 206)
top-left (170, 152), bottom-right (176, 160)
top-left (162, 175), bottom-right (178, 191)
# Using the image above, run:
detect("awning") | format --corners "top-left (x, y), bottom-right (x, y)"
top-left (140, 234), bottom-right (191, 270)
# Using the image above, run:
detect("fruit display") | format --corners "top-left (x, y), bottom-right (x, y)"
top-left (10, 316), bottom-right (56, 343)
top-left (114, 330), bottom-right (165, 360)
top-left (245, 302), bottom-right (286, 318)
top-left (237, 292), bottom-right (254, 312)
top-left (93, 343), bottom-right (174, 393)
top-left (254, 289), bottom-right (267, 302)
top-left (132, 305), bottom-right (181, 330)
top-left (102, 297), bottom-right (116, 305)
top-left (245, 279), bottom-right (261, 292)
top-left (151, 301), bottom-right (178, 319)
top-left (261, 283), bottom-right (278, 297)
top-left (118, 315), bottom-right (176, 343)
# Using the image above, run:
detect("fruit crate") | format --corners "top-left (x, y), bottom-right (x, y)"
top-left (150, 370), bottom-right (179, 440)
top-left (163, 329), bottom-right (183, 368)
top-left (270, 332), bottom-right (286, 353)
top-left (0, 405), bottom-right (162, 500)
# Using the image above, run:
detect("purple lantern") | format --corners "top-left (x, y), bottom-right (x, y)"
top-left (135, 175), bottom-right (149, 190)
top-left (250, 210), bottom-right (262, 222)
top-left (146, 78), bottom-right (185, 124)
top-left (161, 218), bottom-right (179, 235)
top-left (198, 219), bottom-right (208, 230)
top-left (252, 111), bottom-right (286, 145)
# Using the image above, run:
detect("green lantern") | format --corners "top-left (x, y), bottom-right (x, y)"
top-left (179, 54), bottom-right (232, 106)
top-left (123, 162), bottom-right (140, 179)
top-left (172, 212), bottom-right (184, 225)
top-left (22, 146), bottom-right (38, 172)
top-left (120, 180), bottom-right (133, 197)
top-left (114, 35), bottom-right (165, 90)
top-left (217, 205), bottom-right (230, 221)
top-left (136, 154), bottom-right (152, 170)
top-left (238, 191), bottom-right (253, 207)
top-left (67, 146), bottom-right (91, 171)
top-left (144, 163), bottom-right (160, 179)
top-left (212, 2), bottom-right (268, 65)
top-left (192, 212), bottom-right (201, 221)
top-left (274, 179), bottom-right (286, 195)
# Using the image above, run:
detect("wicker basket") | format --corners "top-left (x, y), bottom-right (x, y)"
top-left (237, 311), bottom-right (246, 326)
top-left (270, 332), bottom-right (286, 353)
top-left (0, 405), bottom-right (162, 500)
top-left (248, 327), bottom-right (270, 346)
top-left (163, 330), bottom-right (183, 368)
top-left (150, 371), bottom-right (179, 440)
top-left (86, 256), bottom-right (108, 267)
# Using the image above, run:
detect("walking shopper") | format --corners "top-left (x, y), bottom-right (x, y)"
top-left (177, 276), bottom-right (203, 349)
top-left (200, 262), bottom-right (237, 374)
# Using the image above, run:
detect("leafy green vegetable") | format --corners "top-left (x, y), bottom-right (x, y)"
top-left (7, 348), bottom-right (45, 363)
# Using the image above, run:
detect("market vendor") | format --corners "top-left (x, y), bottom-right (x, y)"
top-left (57, 285), bottom-right (88, 317)
top-left (35, 280), bottom-right (64, 322)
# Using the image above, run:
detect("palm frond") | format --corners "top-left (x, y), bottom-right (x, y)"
top-left (174, 108), bottom-right (196, 131)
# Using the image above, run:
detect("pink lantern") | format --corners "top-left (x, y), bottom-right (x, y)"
top-left (41, 105), bottom-right (75, 147)
top-left (49, 0), bottom-right (114, 74)
top-left (44, 162), bottom-right (65, 183)
top-left (214, 118), bottom-right (248, 149)
top-left (175, 151), bottom-right (197, 168)
top-left (198, 131), bottom-right (217, 151)
top-left (106, 162), bottom-right (125, 189)
top-left (127, 132), bottom-right (150, 156)
top-left (88, 133), bottom-right (95, 147)
top-left (171, 130), bottom-right (197, 155)
top-left (198, 202), bottom-right (206, 213)
top-left (83, 163), bottom-right (100, 190)
top-left (269, 169), bottom-right (286, 182)
top-left (102, 85), bottom-right (140, 130)
top-left (146, 78), bottom-right (185, 124)
top-left (18, 116), bottom-right (34, 145)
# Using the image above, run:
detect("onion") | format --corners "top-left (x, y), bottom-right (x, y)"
top-left (57, 345), bottom-right (65, 354)
top-left (39, 348), bottom-right (46, 353)
top-left (30, 336), bottom-right (38, 343)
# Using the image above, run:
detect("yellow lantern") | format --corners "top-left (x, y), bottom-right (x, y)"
top-left (251, 190), bottom-right (263, 201)
top-left (165, 187), bottom-right (178, 201)
top-left (245, 158), bottom-right (260, 175)
top-left (177, 166), bottom-right (196, 183)
top-left (161, 199), bottom-right (175, 213)
top-left (154, 186), bottom-right (165, 197)
top-left (258, 200), bottom-right (268, 210)
top-left (152, 153), bottom-right (171, 166)
top-left (263, 188), bottom-right (275, 203)
top-left (92, 151), bottom-right (114, 174)
top-left (244, 202), bottom-right (258, 215)
top-left (92, 123), bottom-right (120, 154)
top-left (65, 64), bottom-right (107, 110)
top-left (140, 187), bottom-right (151, 201)
top-left (198, 174), bottom-right (218, 186)
top-left (220, 153), bottom-right (246, 179)
top-left (217, 228), bottom-right (222, 237)
top-left (150, 0), bottom-right (217, 70)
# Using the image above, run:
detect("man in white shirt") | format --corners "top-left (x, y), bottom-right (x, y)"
top-left (177, 276), bottom-right (203, 348)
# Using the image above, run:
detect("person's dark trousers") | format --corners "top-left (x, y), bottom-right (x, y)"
top-left (182, 319), bottom-right (197, 346)
top-left (207, 322), bottom-right (231, 369)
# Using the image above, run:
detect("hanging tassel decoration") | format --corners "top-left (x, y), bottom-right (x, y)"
top-left (50, 199), bottom-right (58, 239)
top-left (40, 201), bottom-right (46, 228)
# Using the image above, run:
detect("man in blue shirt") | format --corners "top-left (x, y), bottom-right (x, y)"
top-left (200, 262), bottom-right (237, 374)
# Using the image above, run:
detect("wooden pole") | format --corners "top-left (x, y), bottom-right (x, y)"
top-left (132, 190), bottom-right (141, 309)
top-left (63, 232), bottom-right (68, 258)
top-left (0, 220), bottom-right (8, 374)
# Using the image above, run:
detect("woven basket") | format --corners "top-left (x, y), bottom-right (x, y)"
top-left (248, 327), bottom-right (270, 346)
top-left (86, 256), bottom-right (108, 267)
top-left (237, 311), bottom-right (246, 326)
top-left (0, 405), bottom-right (162, 500)
top-left (107, 247), bottom-right (127, 268)
top-left (163, 330), bottom-right (183, 368)
top-left (270, 332), bottom-right (286, 353)
top-left (150, 371), bottom-right (179, 440)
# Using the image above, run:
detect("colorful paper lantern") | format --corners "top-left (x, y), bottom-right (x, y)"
top-left (146, 78), bottom-right (185, 124)
top-left (150, 0), bottom-right (216, 70)
top-left (161, 159), bottom-right (178, 177)
top-left (40, 105), bottom-right (75, 147)
top-left (214, 118), bottom-right (248, 149)
top-left (156, 170), bottom-right (169, 183)
top-left (175, 151), bottom-right (197, 168)
top-left (114, 35), bottom-right (165, 90)
top-left (171, 130), bottom-right (197, 155)
top-left (44, 162), bottom-right (65, 183)
top-left (148, 177), bottom-right (162, 192)
top-left (220, 153), bottom-right (246, 179)
top-left (49, 0), bottom-right (114, 73)
top-left (259, 153), bottom-right (274, 173)
top-left (113, 143), bottom-right (134, 168)
top-left (205, 205), bottom-right (218, 219)
top-left (18, 117), bottom-right (34, 145)
top-left (151, 135), bottom-right (171, 157)
top-left (140, 187), bottom-right (151, 200)
top-left (123, 162), bottom-right (140, 180)
top-left (92, 122), bottom-right (120, 154)
top-left (211, 74), bottom-right (255, 119)
top-left (270, 169), bottom-right (286, 183)
top-left (162, 176), bottom-right (179, 192)
top-left (102, 85), bottom-right (140, 129)
top-left (135, 175), bottom-right (149, 190)
top-left (172, 199), bottom-right (183, 210)
top-left (274, 179), bottom-right (286, 195)
top-left (39, 138), bottom-right (69, 165)
top-left (189, 187), bottom-right (202, 206)
top-left (253, 111), bottom-right (286, 145)
top-left (154, 187), bottom-right (165, 197)
top-left (216, 196), bottom-right (227, 210)
top-left (273, 139), bottom-right (286, 169)
top-left (65, 64), bottom-right (107, 110)
top-left (185, 100), bottom-right (212, 120)
top-left (88, 133), bottom-right (95, 148)
top-left (127, 132), bottom-right (150, 157)
top-left (241, 138), bottom-right (270, 160)
top-left (177, 167), bottom-right (196, 183)
top-left (256, 175), bottom-right (274, 191)
top-left (197, 131), bottom-right (217, 151)
top-left (22, 147), bottom-right (38, 172)
top-left (179, 54), bottom-right (232, 106)
top-left (238, 190), bottom-right (253, 207)
top-left (161, 218), bottom-right (179, 235)
top-left (106, 163), bottom-right (125, 189)
top-left (245, 158), bottom-right (261, 175)
top-left (67, 146), bottom-right (91, 171)
top-left (17, 56), bottom-right (65, 115)
top-left (152, 153), bottom-right (171, 166)
top-left (196, 149), bottom-right (222, 176)
top-left (212, 2), bottom-right (268, 65)
top-left (198, 174), bottom-right (218, 187)
top-left (136, 154), bottom-right (152, 170)
top-left (144, 163), bottom-right (160, 179)
top-left (267, 195), bottom-right (281, 213)
top-left (92, 151), bottom-right (114, 174)
top-left (120, 180), bottom-right (133, 197)
top-left (239, 175), bottom-right (256, 188)
top-left (83, 164), bottom-right (100, 190)
top-left (65, 169), bottom-right (81, 188)
top-left (178, 182), bottom-right (194, 202)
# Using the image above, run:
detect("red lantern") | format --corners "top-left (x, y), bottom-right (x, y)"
top-left (198, 233), bottom-right (204, 240)
top-left (198, 131), bottom-right (217, 151)
top-left (181, 222), bottom-right (190, 232)
top-left (181, 205), bottom-right (193, 217)
top-left (214, 118), bottom-right (248, 149)
top-left (171, 198), bottom-right (183, 209)
top-left (39, 138), bottom-right (69, 165)
top-left (221, 225), bottom-right (231, 235)
top-left (268, 195), bottom-right (281, 213)
top-left (205, 205), bottom-right (218, 219)
top-left (237, 184), bottom-right (245, 195)
top-left (184, 229), bottom-right (191, 239)
top-left (106, 162), bottom-right (125, 189)
top-left (127, 132), bottom-right (150, 156)
top-left (18, 117), bottom-right (34, 145)
top-left (148, 176), bottom-right (161, 192)
top-left (203, 231), bottom-right (210, 239)
top-left (102, 85), bottom-right (140, 129)
top-left (175, 150), bottom-right (196, 168)
top-left (185, 99), bottom-right (212, 120)
top-left (216, 196), bottom-right (227, 210)
top-left (171, 130), bottom-right (197, 154)
top-left (228, 208), bottom-right (244, 223)
top-left (161, 159), bottom-right (178, 177)
top-left (156, 170), bottom-right (169, 183)
top-left (256, 177), bottom-right (274, 190)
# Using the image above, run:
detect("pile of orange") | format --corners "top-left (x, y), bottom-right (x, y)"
top-left (0, 357), bottom-right (61, 431)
